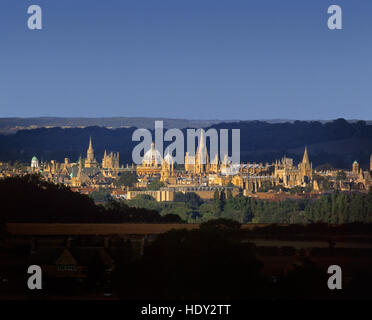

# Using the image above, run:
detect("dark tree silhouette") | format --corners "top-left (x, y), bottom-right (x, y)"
top-left (0, 175), bottom-right (183, 223)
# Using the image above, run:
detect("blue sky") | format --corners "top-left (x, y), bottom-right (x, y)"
top-left (1, 0), bottom-right (371, 120)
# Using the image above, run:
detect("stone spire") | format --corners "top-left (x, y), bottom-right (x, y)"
top-left (197, 129), bottom-right (207, 164)
top-left (302, 146), bottom-right (310, 165)
top-left (199, 129), bottom-right (205, 148)
top-left (85, 137), bottom-right (97, 168)
top-left (87, 137), bottom-right (94, 161)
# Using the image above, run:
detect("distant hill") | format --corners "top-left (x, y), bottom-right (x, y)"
top-left (211, 119), bottom-right (372, 168)
top-left (0, 118), bottom-right (371, 169)
top-left (1, 117), bottom-right (371, 134)
top-left (0, 117), bottom-right (230, 134)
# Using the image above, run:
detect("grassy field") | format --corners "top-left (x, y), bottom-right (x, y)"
top-left (6, 223), bottom-right (281, 236)
top-left (6, 223), bottom-right (200, 236)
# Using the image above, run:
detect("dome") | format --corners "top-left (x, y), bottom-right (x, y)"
top-left (163, 152), bottom-right (174, 165)
top-left (143, 142), bottom-right (162, 165)
top-left (31, 156), bottom-right (39, 168)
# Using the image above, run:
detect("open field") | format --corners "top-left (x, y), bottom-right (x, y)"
top-left (6, 223), bottom-right (284, 236)
top-left (6, 223), bottom-right (200, 236)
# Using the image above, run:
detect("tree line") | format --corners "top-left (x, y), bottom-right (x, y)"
top-left (0, 175), bottom-right (181, 223)
top-left (1, 174), bottom-right (372, 224)
top-left (126, 188), bottom-right (372, 224)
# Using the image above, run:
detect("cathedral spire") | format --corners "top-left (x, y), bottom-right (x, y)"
top-left (85, 136), bottom-right (96, 167)
top-left (197, 129), bottom-right (208, 165)
top-left (199, 129), bottom-right (205, 148)
top-left (302, 146), bottom-right (310, 164)
top-left (88, 136), bottom-right (93, 151)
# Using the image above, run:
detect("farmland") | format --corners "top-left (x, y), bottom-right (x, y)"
top-left (6, 223), bottom-right (278, 236)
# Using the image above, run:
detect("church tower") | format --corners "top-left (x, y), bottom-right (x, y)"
top-left (195, 129), bottom-right (209, 174)
top-left (352, 160), bottom-right (359, 174)
top-left (161, 152), bottom-right (174, 181)
top-left (302, 146), bottom-right (310, 165)
top-left (185, 152), bottom-right (193, 172)
top-left (300, 146), bottom-right (312, 183)
top-left (85, 137), bottom-right (97, 168)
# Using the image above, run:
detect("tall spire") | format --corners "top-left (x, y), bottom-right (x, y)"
top-left (302, 146), bottom-right (310, 164)
top-left (88, 136), bottom-right (93, 151)
top-left (197, 129), bottom-right (207, 164)
top-left (86, 136), bottom-right (95, 166)
top-left (199, 129), bottom-right (205, 148)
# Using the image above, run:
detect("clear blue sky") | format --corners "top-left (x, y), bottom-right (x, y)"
top-left (1, 0), bottom-right (371, 120)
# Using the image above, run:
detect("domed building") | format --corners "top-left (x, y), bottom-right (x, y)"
top-left (163, 151), bottom-right (174, 166)
top-left (142, 142), bottom-right (163, 166)
top-left (352, 160), bottom-right (360, 175)
top-left (31, 156), bottom-right (39, 169)
top-left (136, 142), bottom-right (163, 176)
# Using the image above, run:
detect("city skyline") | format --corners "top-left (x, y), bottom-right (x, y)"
top-left (2, 0), bottom-right (372, 302)
top-left (20, 136), bottom-right (372, 194)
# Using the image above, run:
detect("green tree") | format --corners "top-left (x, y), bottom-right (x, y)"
top-left (114, 171), bottom-right (138, 187)
top-left (199, 203), bottom-right (214, 215)
top-left (213, 190), bottom-right (225, 215)
top-left (89, 189), bottom-right (112, 202)
top-left (174, 192), bottom-right (203, 209)
top-left (147, 179), bottom-right (164, 191)
top-left (127, 194), bottom-right (159, 211)
top-left (220, 190), bottom-right (226, 210)
top-left (226, 189), bottom-right (233, 200)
